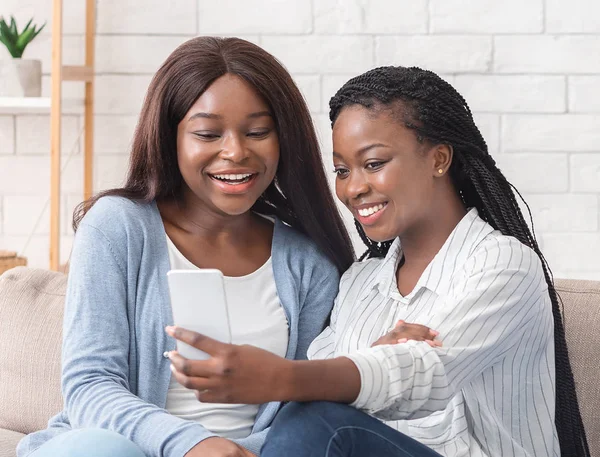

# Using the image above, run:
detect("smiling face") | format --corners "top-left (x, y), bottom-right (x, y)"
top-left (176, 73), bottom-right (279, 216)
top-left (332, 104), bottom-right (448, 243)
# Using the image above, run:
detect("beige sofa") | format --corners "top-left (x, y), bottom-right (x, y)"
top-left (0, 267), bottom-right (599, 457)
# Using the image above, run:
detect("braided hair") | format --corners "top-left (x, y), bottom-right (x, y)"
top-left (330, 66), bottom-right (589, 457)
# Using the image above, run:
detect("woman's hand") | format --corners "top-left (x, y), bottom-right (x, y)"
top-left (185, 437), bottom-right (256, 457)
top-left (166, 326), bottom-right (291, 404)
top-left (371, 320), bottom-right (442, 347)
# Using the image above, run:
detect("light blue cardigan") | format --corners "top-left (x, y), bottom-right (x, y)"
top-left (17, 196), bottom-right (341, 457)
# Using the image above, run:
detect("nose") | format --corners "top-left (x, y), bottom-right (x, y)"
top-left (341, 169), bottom-right (370, 201)
top-left (219, 132), bottom-right (248, 163)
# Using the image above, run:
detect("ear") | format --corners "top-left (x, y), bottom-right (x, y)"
top-left (431, 144), bottom-right (453, 177)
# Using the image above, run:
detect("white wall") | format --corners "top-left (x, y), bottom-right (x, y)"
top-left (0, 0), bottom-right (599, 279)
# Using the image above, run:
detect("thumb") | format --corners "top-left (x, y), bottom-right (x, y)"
top-left (166, 326), bottom-right (223, 355)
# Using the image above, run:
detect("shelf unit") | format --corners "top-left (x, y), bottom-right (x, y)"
top-left (48, 0), bottom-right (96, 271)
top-left (0, 2), bottom-right (95, 270)
top-left (0, 96), bottom-right (83, 114)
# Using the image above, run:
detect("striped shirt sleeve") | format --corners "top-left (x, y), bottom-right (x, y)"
top-left (344, 238), bottom-right (551, 421)
top-left (307, 262), bottom-right (373, 360)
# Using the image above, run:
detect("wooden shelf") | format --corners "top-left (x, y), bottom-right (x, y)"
top-left (4, 1), bottom-right (96, 270)
top-left (48, 0), bottom-right (96, 270)
top-left (0, 97), bottom-right (83, 114)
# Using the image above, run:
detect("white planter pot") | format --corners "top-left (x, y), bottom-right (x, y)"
top-left (0, 59), bottom-right (42, 97)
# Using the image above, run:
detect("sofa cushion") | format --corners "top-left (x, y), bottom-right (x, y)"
top-left (0, 267), bottom-right (66, 435)
top-left (556, 279), bottom-right (600, 456)
top-left (0, 429), bottom-right (25, 457)
top-left (0, 268), bottom-right (597, 453)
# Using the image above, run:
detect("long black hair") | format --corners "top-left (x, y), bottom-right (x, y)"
top-left (330, 66), bottom-right (589, 456)
top-left (74, 37), bottom-right (354, 273)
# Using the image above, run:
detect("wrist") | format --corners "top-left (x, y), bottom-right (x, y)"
top-left (277, 358), bottom-right (361, 403)
top-left (276, 358), bottom-right (297, 401)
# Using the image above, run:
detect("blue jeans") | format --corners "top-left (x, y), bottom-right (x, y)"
top-left (29, 429), bottom-right (146, 457)
top-left (263, 401), bottom-right (442, 457)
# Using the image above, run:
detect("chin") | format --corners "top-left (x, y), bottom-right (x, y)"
top-left (361, 226), bottom-right (397, 244)
top-left (211, 198), bottom-right (257, 217)
top-left (219, 205), bottom-right (256, 217)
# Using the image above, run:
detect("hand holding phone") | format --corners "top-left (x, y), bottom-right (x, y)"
top-left (166, 269), bottom-right (232, 360)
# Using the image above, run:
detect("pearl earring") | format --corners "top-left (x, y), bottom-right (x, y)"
top-left (438, 169), bottom-right (444, 174)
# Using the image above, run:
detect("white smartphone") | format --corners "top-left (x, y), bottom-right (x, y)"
top-left (166, 269), bottom-right (232, 360)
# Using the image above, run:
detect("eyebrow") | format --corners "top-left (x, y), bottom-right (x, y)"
top-left (332, 143), bottom-right (389, 159)
top-left (188, 111), bottom-right (272, 122)
top-left (248, 110), bottom-right (272, 119)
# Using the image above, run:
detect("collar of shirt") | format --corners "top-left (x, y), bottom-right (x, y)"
top-left (369, 208), bottom-right (495, 303)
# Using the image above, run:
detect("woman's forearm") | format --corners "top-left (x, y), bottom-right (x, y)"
top-left (167, 326), bottom-right (362, 406)
top-left (280, 357), bottom-right (361, 404)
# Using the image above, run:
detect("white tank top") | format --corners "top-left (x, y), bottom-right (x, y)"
top-left (164, 235), bottom-right (289, 438)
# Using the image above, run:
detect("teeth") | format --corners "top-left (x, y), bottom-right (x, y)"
top-left (213, 173), bottom-right (253, 181)
top-left (358, 203), bottom-right (385, 217)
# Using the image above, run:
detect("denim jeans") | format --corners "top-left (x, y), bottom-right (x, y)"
top-left (29, 429), bottom-right (146, 457)
top-left (262, 401), bottom-right (442, 457)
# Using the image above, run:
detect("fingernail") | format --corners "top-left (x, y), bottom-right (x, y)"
top-left (431, 330), bottom-right (439, 336)
top-left (170, 364), bottom-right (176, 372)
top-left (165, 326), bottom-right (174, 335)
top-left (397, 338), bottom-right (407, 343)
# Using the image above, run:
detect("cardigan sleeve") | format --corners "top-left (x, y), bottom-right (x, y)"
top-left (61, 220), bottom-right (217, 457)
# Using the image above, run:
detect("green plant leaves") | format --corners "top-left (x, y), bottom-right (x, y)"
top-left (9, 17), bottom-right (17, 36)
top-left (0, 15), bottom-right (46, 58)
top-left (0, 18), bottom-right (19, 58)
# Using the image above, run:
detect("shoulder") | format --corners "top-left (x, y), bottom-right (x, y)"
top-left (77, 196), bottom-right (159, 247)
top-left (460, 230), bottom-right (547, 298)
top-left (468, 231), bottom-right (543, 275)
top-left (82, 196), bottom-right (155, 225)
top-left (273, 220), bottom-right (339, 282)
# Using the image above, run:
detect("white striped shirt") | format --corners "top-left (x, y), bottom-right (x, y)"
top-left (308, 209), bottom-right (559, 457)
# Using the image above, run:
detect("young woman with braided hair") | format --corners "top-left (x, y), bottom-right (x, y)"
top-left (166, 66), bottom-right (589, 457)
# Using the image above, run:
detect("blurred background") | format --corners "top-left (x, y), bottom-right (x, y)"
top-left (0, 0), bottom-right (599, 279)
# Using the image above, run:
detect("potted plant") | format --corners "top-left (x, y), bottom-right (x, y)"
top-left (0, 16), bottom-right (45, 97)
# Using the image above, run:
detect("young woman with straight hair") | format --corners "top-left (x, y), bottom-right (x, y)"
top-left (17, 37), bottom-right (359, 457)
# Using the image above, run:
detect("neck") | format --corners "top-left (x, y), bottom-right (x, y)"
top-left (167, 188), bottom-right (258, 241)
top-left (399, 193), bottom-right (467, 269)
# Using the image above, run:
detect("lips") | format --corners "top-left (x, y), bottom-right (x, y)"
top-left (207, 170), bottom-right (259, 194)
top-left (210, 172), bottom-right (255, 185)
top-left (353, 202), bottom-right (388, 226)
top-left (357, 203), bottom-right (386, 217)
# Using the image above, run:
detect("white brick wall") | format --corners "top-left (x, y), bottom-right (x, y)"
top-left (0, 117), bottom-right (15, 155)
top-left (546, 0), bottom-right (600, 33)
top-left (261, 36), bottom-right (374, 73)
top-left (502, 115), bottom-right (600, 152)
top-left (494, 153), bottom-right (569, 193)
top-left (94, 75), bottom-right (154, 114)
top-left (0, 0), bottom-right (598, 280)
top-left (95, 36), bottom-right (192, 74)
top-left (199, 0), bottom-right (312, 34)
top-left (96, 0), bottom-right (197, 35)
top-left (569, 77), bottom-right (600, 113)
top-left (571, 154), bottom-right (600, 192)
top-left (376, 36), bottom-right (492, 73)
top-left (429, 0), bottom-right (544, 34)
top-left (16, 115), bottom-right (81, 155)
top-left (314, 0), bottom-right (428, 34)
top-left (494, 36), bottom-right (600, 73)
top-left (453, 76), bottom-right (565, 113)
